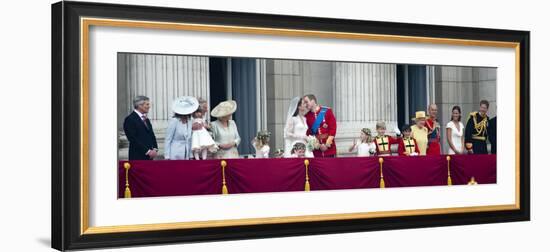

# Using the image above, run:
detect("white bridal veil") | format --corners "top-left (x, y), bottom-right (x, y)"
top-left (285, 97), bottom-right (301, 131)
top-left (283, 97), bottom-right (301, 156)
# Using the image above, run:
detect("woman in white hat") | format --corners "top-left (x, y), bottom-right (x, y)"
top-left (411, 111), bottom-right (429, 155)
top-left (210, 100), bottom-right (241, 159)
top-left (164, 96), bottom-right (199, 160)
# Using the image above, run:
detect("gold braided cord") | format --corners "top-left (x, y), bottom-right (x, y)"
top-left (470, 112), bottom-right (488, 137)
top-left (379, 158), bottom-right (385, 188)
top-left (304, 159), bottom-right (311, 191)
top-left (124, 162), bottom-right (132, 198)
top-left (221, 160), bottom-right (228, 194)
top-left (446, 156), bottom-right (452, 186)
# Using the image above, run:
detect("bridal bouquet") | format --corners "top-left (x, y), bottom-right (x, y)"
top-left (306, 136), bottom-right (320, 151)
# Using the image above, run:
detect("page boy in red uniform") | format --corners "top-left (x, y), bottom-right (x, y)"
top-left (374, 121), bottom-right (400, 156)
top-left (398, 124), bottom-right (420, 156)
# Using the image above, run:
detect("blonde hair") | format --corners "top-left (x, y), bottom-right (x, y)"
top-left (376, 121), bottom-right (386, 130)
top-left (361, 128), bottom-right (374, 143)
top-left (254, 131), bottom-right (270, 149)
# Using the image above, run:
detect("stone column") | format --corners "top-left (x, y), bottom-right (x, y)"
top-left (334, 62), bottom-right (398, 156)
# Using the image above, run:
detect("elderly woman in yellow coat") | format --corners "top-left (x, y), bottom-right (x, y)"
top-left (411, 111), bottom-right (429, 155)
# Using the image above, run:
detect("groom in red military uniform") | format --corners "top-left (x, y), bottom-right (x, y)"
top-left (304, 94), bottom-right (337, 157)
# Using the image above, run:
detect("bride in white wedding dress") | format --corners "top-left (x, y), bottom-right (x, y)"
top-left (283, 97), bottom-right (314, 158)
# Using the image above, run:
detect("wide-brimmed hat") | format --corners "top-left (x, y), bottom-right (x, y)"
top-left (414, 111), bottom-right (427, 121)
top-left (211, 100), bottom-right (237, 118)
top-left (172, 96), bottom-right (199, 115)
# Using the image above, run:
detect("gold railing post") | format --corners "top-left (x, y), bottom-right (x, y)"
top-left (124, 162), bottom-right (132, 198)
top-left (379, 158), bottom-right (385, 188)
top-left (446, 156), bottom-right (452, 185)
top-left (304, 159), bottom-right (310, 191)
top-left (221, 160), bottom-right (228, 194)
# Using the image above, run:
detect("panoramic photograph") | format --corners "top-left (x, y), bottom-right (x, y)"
top-left (117, 53), bottom-right (497, 198)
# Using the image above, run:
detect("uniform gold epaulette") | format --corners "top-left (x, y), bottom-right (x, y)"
top-left (470, 111), bottom-right (478, 117)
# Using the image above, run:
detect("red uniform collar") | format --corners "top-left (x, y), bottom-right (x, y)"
top-left (426, 117), bottom-right (437, 129)
top-left (314, 105), bottom-right (323, 114)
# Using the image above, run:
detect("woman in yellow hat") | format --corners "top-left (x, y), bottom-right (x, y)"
top-left (411, 111), bottom-right (429, 155)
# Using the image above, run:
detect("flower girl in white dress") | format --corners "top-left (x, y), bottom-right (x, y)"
top-left (191, 109), bottom-right (217, 160)
top-left (252, 131), bottom-right (271, 158)
top-left (348, 128), bottom-right (376, 157)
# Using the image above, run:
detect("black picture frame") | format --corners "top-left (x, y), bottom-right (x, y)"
top-left (52, 1), bottom-right (530, 251)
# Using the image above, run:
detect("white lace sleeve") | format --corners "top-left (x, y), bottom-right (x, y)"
top-left (284, 117), bottom-right (297, 139)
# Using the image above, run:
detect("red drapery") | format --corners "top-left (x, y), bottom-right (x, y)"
top-left (383, 156), bottom-right (448, 187)
top-left (450, 154), bottom-right (497, 184)
top-left (118, 159), bottom-right (222, 198)
top-left (225, 158), bottom-right (305, 194)
top-left (308, 157), bottom-right (380, 190)
top-left (118, 155), bottom-right (496, 198)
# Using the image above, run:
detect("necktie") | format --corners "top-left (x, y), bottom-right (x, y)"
top-left (141, 115), bottom-right (149, 129)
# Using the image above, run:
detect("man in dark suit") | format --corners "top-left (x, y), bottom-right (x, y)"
top-left (123, 96), bottom-right (158, 160)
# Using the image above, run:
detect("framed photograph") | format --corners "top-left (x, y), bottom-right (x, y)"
top-left (52, 1), bottom-right (530, 250)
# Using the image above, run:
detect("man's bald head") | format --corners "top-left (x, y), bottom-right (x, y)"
top-left (428, 103), bottom-right (438, 119)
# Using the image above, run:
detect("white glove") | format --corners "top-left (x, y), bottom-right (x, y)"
top-left (394, 126), bottom-right (401, 136)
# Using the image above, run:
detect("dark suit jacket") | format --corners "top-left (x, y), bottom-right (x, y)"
top-left (488, 117), bottom-right (497, 154)
top-left (123, 111), bottom-right (158, 160)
